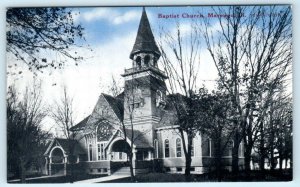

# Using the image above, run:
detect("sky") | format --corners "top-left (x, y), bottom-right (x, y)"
top-left (6, 6), bottom-right (292, 134)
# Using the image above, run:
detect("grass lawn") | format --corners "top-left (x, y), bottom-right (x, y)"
top-left (105, 169), bottom-right (292, 182)
top-left (8, 174), bottom-right (107, 183)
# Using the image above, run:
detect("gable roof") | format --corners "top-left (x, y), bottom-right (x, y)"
top-left (70, 115), bottom-right (90, 131)
top-left (44, 138), bottom-right (85, 156)
top-left (102, 93), bottom-right (124, 121)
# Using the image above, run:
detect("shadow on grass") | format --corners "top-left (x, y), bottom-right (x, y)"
top-left (104, 169), bottom-right (292, 183)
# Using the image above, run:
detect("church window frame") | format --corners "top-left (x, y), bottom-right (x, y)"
top-left (176, 138), bottom-right (182, 157)
top-left (191, 138), bottom-right (195, 157)
top-left (144, 55), bottom-right (150, 67)
top-left (97, 142), bottom-right (107, 161)
top-left (154, 139), bottom-right (159, 158)
top-left (239, 141), bottom-right (244, 157)
top-left (202, 138), bottom-right (211, 157)
top-left (164, 139), bottom-right (170, 158)
top-left (136, 56), bottom-right (142, 69)
top-left (89, 144), bottom-right (93, 161)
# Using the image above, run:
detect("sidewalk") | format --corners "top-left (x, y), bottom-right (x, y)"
top-left (74, 174), bottom-right (130, 183)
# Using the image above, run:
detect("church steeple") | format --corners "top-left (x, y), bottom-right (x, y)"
top-left (122, 7), bottom-right (167, 79)
top-left (130, 7), bottom-right (161, 60)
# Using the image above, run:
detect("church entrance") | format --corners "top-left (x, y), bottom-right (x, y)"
top-left (110, 139), bottom-right (130, 166)
top-left (49, 147), bottom-right (66, 175)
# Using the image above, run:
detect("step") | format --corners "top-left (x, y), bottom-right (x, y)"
top-left (113, 167), bottom-right (131, 175)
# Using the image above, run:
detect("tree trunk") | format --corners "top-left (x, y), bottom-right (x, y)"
top-left (180, 130), bottom-right (193, 181)
top-left (279, 155), bottom-right (283, 171)
top-left (214, 138), bottom-right (222, 181)
top-left (185, 155), bottom-right (192, 181)
top-left (259, 121), bottom-right (265, 171)
top-left (244, 145), bottom-right (252, 172)
top-left (270, 148), bottom-right (275, 171)
top-left (269, 106), bottom-right (275, 171)
top-left (20, 158), bottom-right (26, 183)
top-left (128, 152), bottom-right (135, 181)
top-left (232, 132), bottom-right (240, 174)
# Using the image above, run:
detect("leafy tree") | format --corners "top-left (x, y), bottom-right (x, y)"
top-left (6, 7), bottom-right (85, 73)
top-left (195, 89), bottom-right (235, 181)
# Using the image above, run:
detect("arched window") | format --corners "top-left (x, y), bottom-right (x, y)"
top-left (176, 138), bottom-right (182, 157)
top-left (153, 57), bottom-right (157, 67)
top-left (164, 139), bottom-right (169, 158)
top-left (202, 138), bottom-right (211, 157)
top-left (154, 139), bottom-right (158, 158)
top-left (156, 90), bottom-right (162, 107)
top-left (239, 142), bottom-right (244, 157)
top-left (144, 55), bottom-right (150, 67)
top-left (136, 56), bottom-right (141, 69)
top-left (89, 144), bottom-right (93, 161)
top-left (191, 139), bottom-right (194, 157)
top-left (223, 140), bottom-right (233, 156)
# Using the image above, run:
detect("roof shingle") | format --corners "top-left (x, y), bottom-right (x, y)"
top-left (130, 8), bottom-right (161, 59)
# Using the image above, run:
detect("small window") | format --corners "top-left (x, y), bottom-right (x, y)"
top-left (176, 138), bottom-right (182, 157)
top-left (154, 139), bottom-right (158, 158)
top-left (97, 144), bottom-right (101, 160)
top-left (144, 55), bottom-right (150, 67)
top-left (190, 167), bottom-right (195, 172)
top-left (165, 167), bottom-right (171, 172)
top-left (119, 152), bottom-right (122, 160)
top-left (223, 140), bottom-right (233, 156)
top-left (239, 142), bottom-right (244, 157)
top-left (164, 139), bottom-right (170, 158)
top-left (153, 58), bottom-right (157, 67)
top-left (90, 169), bottom-right (93, 173)
top-left (103, 168), bottom-right (108, 172)
top-left (97, 168), bottom-right (101, 173)
top-left (89, 144), bottom-right (93, 161)
top-left (134, 103), bottom-right (140, 108)
top-left (191, 139), bottom-right (194, 157)
top-left (202, 138), bottom-right (211, 157)
top-left (136, 56), bottom-right (141, 69)
top-left (176, 167), bottom-right (182, 172)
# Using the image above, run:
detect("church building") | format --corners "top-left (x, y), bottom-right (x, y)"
top-left (44, 8), bottom-right (244, 176)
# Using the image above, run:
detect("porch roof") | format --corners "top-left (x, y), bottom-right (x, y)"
top-left (105, 129), bottom-right (153, 151)
top-left (44, 138), bottom-right (85, 156)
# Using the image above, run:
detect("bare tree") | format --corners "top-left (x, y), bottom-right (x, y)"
top-left (51, 86), bottom-right (79, 182)
top-left (158, 21), bottom-right (202, 179)
top-left (7, 81), bottom-right (49, 182)
top-left (201, 5), bottom-right (292, 172)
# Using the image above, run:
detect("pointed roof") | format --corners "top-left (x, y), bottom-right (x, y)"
top-left (70, 115), bottom-right (90, 131)
top-left (44, 138), bottom-right (85, 156)
top-left (102, 93), bottom-right (124, 121)
top-left (130, 7), bottom-right (161, 59)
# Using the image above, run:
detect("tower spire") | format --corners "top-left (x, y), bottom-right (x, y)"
top-left (129, 8), bottom-right (161, 59)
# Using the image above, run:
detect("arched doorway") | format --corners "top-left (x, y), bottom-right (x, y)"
top-left (49, 146), bottom-right (66, 175)
top-left (110, 139), bottom-right (130, 163)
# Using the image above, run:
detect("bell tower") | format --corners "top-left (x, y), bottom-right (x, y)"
top-left (121, 8), bottom-right (167, 140)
